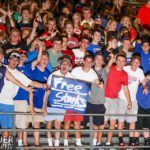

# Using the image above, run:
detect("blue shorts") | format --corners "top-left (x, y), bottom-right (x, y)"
top-left (0, 103), bottom-right (14, 129)
top-left (44, 107), bottom-right (66, 122)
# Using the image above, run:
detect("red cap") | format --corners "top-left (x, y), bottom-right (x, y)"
top-left (0, 24), bottom-right (6, 32)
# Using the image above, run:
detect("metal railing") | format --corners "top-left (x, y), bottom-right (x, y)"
top-left (0, 112), bottom-right (150, 149)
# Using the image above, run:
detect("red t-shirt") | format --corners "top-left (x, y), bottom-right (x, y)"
top-left (129, 27), bottom-right (137, 41)
top-left (61, 49), bottom-right (75, 67)
top-left (136, 5), bottom-right (150, 28)
top-left (105, 65), bottom-right (128, 99)
top-left (41, 32), bottom-right (52, 48)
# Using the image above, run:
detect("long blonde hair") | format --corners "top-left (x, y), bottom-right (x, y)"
top-left (105, 19), bottom-right (117, 31)
top-left (120, 16), bottom-right (132, 28)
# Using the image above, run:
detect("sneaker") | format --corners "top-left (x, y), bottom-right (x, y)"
top-left (119, 142), bottom-right (125, 146)
top-left (105, 143), bottom-right (113, 146)
top-left (144, 140), bottom-right (150, 146)
top-left (75, 143), bottom-right (84, 146)
top-left (97, 143), bottom-right (103, 146)
top-left (129, 142), bottom-right (135, 146)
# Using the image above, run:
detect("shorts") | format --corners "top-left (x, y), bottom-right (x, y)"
top-left (104, 97), bottom-right (119, 121)
top-left (64, 110), bottom-right (83, 122)
top-left (136, 105), bottom-right (150, 129)
top-left (26, 107), bottom-right (43, 122)
top-left (118, 99), bottom-right (138, 123)
top-left (81, 102), bottom-right (106, 126)
top-left (14, 100), bottom-right (28, 129)
top-left (0, 103), bottom-right (14, 129)
top-left (44, 107), bottom-right (66, 122)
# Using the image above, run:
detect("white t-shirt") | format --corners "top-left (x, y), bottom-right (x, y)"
top-left (119, 66), bottom-right (145, 102)
top-left (71, 67), bottom-right (98, 83)
top-left (81, 19), bottom-right (94, 27)
top-left (0, 66), bottom-right (31, 105)
top-left (72, 48), bottom-right (85, 64)
top-left (47, 70), bottom-right (74, 86)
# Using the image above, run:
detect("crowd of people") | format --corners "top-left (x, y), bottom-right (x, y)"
top-left (0, 0), bottom-right (150, 148)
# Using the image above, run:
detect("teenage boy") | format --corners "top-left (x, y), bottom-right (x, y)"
top-left (72, 36), bottom-right (90, 65)
top-left (24, 51), bottom-right (50, 146)
top-left (42, 55), bottom-right (73, 147)
top-left (81, 6), bottom-right (94, 28)
top-left (0, 51), bottom-right (45, 146)
top-left (118, 54), bottom-right (145, 146)
top-left (134, 71), bottom-right (150, 147)
top-left (135, 39), bottom-right (150, 74)
top-left (86, 30), bottom-right (102, 55)
top-left (119, 37), bottom-right (132, 64)
top-left (14, 43), bottom-right (48, 147)
top-left (68, 55), bottom-right (100, 146)
top-left (61, 35), bottom-right (75, 66)
top-left (47, 36), bottom-right (62, 69)
top-left (104, 52), bottom-right (132, 146)
top-left (81, 52), bottom-right (115, 146)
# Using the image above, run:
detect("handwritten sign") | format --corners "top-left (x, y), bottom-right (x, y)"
top-left (48, 75), bottom-right (91, 114)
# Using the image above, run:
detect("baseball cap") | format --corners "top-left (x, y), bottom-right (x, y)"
top-left (9, 52), bottom-right (20, 61)
top-left (94, 14), bottom-right (103, 20)
top-left (17, 0), bottom-right (27, 5)
top-left (18, 49), bottom-right (28, 57)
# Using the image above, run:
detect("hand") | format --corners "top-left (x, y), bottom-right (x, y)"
top-left (33, 19), bottom-right (39, 28)
top-left (29, 107), bottom-right (36, 116)
top-left (42, 107), bottom-right (47, 116)
top-left (136, 39), bottom-right (141, 44)
top-left (36, 12), bottom-right (42, 22)
top-left (17, 15), bottom-right (22, 23)
top-left (97, 82), bottom-right (104, 88)
top-left (42, 84), bottom-right (48, 89)
top-left (109, 53), bottom-right (115, 58)
top-left (7, 5), bottom-right (13, 18)
top-left (27, 87), bottom-right (34, 93)
top-left (142, 85), bottom-right (149, 95)
top-left (50, 29), bottom-right (58, 38)
top-left (127, 103), bottom-right (132, 112)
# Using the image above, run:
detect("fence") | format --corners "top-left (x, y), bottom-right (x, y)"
top-left (0, 112), bottom-right (150, 149)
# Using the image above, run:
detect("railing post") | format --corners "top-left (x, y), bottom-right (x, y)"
top-left (89, 115), bottom-right (93, 150)
top-left (12, 113), bottom-right (16, 150)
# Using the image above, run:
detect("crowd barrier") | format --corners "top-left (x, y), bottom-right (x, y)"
top-left (0, 112), bottom-right (149, 149)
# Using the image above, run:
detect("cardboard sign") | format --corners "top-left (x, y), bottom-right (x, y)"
top-left (48, 75), bottom-right (91, 114)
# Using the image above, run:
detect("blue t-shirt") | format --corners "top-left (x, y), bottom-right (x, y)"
top-left (135, 43), bottom-right (150, 74)
top-left (29, 66), bottom-right (50, 109)
top-left (136, 81), bottom-right (150, 109)
top-left (86, 43), bottom-right (101, 55)
top-left (14, 63), bottom-right (33, 101)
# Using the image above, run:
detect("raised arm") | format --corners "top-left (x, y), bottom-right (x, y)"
top-left (31, 41), bottom-right (43, 69)
top-left (105, 53), bottom-right (115, 74)
top-left (26, 19), bottom-right (39, 46)
top-left (7, 5), bottom-right (15, 28)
